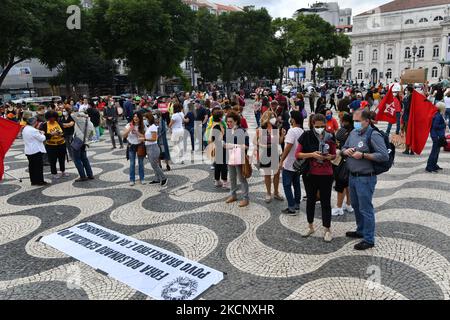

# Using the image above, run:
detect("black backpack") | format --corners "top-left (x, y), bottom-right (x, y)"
top-left (367, 126), bottom-right (395, 175)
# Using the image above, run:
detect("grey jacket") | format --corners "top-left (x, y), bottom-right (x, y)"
top-left (342, 127), bottom-right (389, 175)
top-left (72, 112), bottom-right (95, 143)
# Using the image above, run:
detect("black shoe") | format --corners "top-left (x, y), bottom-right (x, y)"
top-left (402, 150), bottom-right (410, 155)
top-left (75, 177), bottom-right (88, 182)
top-left (149, 180), bottom-right (160, 185)
top-left (295, 207), bottom-right (300, 211)
top-left (88, 176), bottom-right (95, 180)
top-left (281, 208), bottom-right (297, 216)
top-left (32, 181), bottom-right (49, 186)
top-left (410, 150), bottom-right (414, 155)
top-left (346, 231), bottom-right (364, 239)
top-left (161, 179), bottom-right (168, 187)
top-left (166, 165), bottom-right (171, 172)
top-left (425, 169), bottom-right (438, 174)
top-left (354, 241), bottom-right (375, 251)
top-left (436, 166), bottom-right (443, 171)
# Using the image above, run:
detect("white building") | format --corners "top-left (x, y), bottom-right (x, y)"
top-left (350, 0), bottom-right (450, 85)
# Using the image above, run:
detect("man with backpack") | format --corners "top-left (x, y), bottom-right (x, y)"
top-left (341, 109), bottom-right (391, 251)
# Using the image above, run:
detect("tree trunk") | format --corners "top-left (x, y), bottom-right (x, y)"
top-left (0, 58), bottom-right (25, 89)
top-left (311, 62), bottom-right (317, 86)
top-left (279, 65), bottom-right (284, 90)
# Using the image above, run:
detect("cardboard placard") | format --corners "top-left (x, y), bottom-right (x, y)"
top-left (401, 69), bottom-right (427, 84)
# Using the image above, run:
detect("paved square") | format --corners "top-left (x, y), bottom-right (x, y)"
top-left (1, 107), bottom-right (450, 300)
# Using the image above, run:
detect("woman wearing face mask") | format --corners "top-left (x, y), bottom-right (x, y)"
top-left (255, 111), bottom-right (284, 203)
top-left (40, 110), bottom-right (67, 179)
top-left (325, 109), bottom-right (339, 134)
top-left (123, 112), bottom-right (146, 186)
top-left (295, 113), bottom-right (337, 242)
top-left (385, 90), bottom-right (402, 136)
top-left (332, 113), bottom-right (354, 216)
top-left (22, 115), bottom-right (49, 186)
top-left (426, 102), bottom-right (447, 173)
top-left (61, 106), bottom-right (75, 162)
top-left (225, 111), bottom-right (250, 208)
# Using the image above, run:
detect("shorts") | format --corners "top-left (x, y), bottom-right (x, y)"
top-left (334, 178), bottom-right (349, 193)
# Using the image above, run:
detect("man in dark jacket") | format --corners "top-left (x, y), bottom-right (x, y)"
top-left (103, 100), bottom-right (123, 149)
top-left (426, 102), bottom-right (446, 173)
top-left (86, 105), bottom-right (101, 142)
top-left (124, 98), bottom-right (134, 123)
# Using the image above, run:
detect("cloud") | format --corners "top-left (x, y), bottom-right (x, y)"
top-left (218, 0), bottom-right (389, 18)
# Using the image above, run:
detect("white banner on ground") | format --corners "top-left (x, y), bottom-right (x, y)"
top-left (41, 222), bottom-right (223, 300)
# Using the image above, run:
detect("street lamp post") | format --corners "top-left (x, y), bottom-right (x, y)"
top-left (412, 45), bottom-right (418, 69)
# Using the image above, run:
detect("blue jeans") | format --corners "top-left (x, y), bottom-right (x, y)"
top-left (349, 175), bottom-right (377, 245)
top-left (385, 112), bottom-right (401, 135)
top-left (282, 170), bottom-right (301, 210)
top-left (426, 138), bottom-right (441, 172)
top-left (255, 111), bottom-right (261, 128)
top-left (129, 147), bottom-right (145, 182)
top-left (94, 127), bottom-right (100, 141)
top-left (73, 147), bottom-right (93, 179)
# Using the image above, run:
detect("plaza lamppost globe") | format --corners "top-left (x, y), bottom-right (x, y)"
top-left (412, 45), bottom-right (418, 69)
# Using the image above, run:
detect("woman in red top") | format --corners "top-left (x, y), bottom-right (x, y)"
top-left (325, 109), bottom-right (339, 134)
top-left (296, 113), bottom-right (336, 242)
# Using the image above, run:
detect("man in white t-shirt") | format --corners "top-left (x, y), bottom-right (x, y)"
top-left (279, 111), bottom-right (304, 215)
top-left (78, 98), bottom-right (90, 113)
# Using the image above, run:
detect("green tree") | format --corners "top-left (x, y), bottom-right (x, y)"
top-left (271, 18), bottom-right (305, 88)
top-left (92, 0), bottom-right (195, 91)
top-left (296, 14), bottom-right (351, 85)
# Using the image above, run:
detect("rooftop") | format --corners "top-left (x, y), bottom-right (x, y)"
top-left (357, 0), bottom-right (450, 16)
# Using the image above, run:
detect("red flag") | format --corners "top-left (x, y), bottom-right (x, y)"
top-left (0, 117), bottom-right (21, 181)
top-left (375, 85), bottom-right (397, 124)
top-left (406, 90), bottom-right (437, 155)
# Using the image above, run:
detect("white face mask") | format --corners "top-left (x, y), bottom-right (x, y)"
top-left (315, 127), bottom-right (325, 135)
top-left (269, 118), bottom-right (277, 126)
top-left (63, 111), bottom-right (68, 117)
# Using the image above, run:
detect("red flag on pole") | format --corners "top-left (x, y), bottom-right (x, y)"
top-left (0, 117), bottom-right (21, 181)
top-left (375, 84), bottom-right (397, 124)
top-left (406, 90), bottom-right (437, 155)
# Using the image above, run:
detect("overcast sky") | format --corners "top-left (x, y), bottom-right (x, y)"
top-left (219, 0), bottom-right (390, 18)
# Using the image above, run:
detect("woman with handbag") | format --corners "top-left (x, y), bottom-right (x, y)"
top-left (225, 111), bottom-right (250, 208)
top-left (295, 113), bottom-right (336, 242)
top-left (123, 112), bottom-right (146, 186)
top-left (332, 113), bottom-right (354, 216)
top-left (255, 110), bottom-right (284, 203)
top-left (71, 112), bottom-right (95, 182)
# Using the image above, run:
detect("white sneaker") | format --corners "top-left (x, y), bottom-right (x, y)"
top-left (265, 195), bottom-right (272, 203)
top-left (222, 181), bottom-right (230, 189)
top-left (343, 203), bottom-right (354, 213)
top-left (332, 207), bottom-right (344, 216)
top-left (324, 231), bottom-right (333, 243)
top-left (138, 180), bottom-right (146, 185)
top-left (215, 180), bottom-right (223, 188)
top-left (129, 181), bottom-right (135, 186)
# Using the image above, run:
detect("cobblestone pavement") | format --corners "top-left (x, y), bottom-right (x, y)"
top-left (1, 103), bottom-right (450, 300)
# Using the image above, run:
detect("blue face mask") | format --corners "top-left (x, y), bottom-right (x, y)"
top-left (326, 115), bottom-right (332, 121)
top-left (354, 121), bottom-right (362, 131)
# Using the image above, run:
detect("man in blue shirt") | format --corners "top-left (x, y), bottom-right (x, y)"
top-left (124, 98), bottom-right (134, 123)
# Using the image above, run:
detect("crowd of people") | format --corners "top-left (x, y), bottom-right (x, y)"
top-left (1, 80), bottom-right (449, 251)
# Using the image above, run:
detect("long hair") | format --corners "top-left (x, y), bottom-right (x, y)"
top-left (133, 112), bottom-right (145, 135)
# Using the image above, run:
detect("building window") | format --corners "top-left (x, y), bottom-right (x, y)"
top-left (404, 47), bottom-right (411, 59)
top-left (387, 48), bottom-right (393, 60)
top-left (372, 49), bottom-right (378, 61)
top-left (386, 68), bottom-right (392, 79)
top-left (433, 45), bottom-right (440, 58)
top-left (419, 18), bottom-right (428, 23)
top-left (418, 46), bottom-right (425, 58)
top-left (432, 67), bottom-right (438, 78)
top-left (358, 70), bottom-right (363, 80)
top-left (358, 50), bottom-right (364, 62)
top-left (434, 16), bottom-right (444, 21)
top-left (405, 19), bottom-right (414, 25)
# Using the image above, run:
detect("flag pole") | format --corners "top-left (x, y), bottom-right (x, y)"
top-left (3, 170), bottom-right (23, 183)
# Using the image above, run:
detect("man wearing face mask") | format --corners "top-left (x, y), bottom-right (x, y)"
top-left (341, 109), bottom-right (389, 250)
